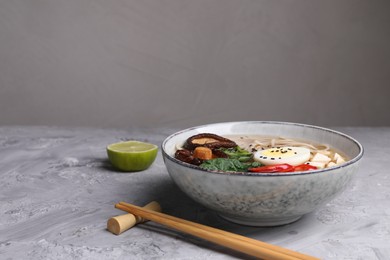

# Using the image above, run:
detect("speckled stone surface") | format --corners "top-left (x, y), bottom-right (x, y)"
top-left (0, 126), bottom-right (389, 259)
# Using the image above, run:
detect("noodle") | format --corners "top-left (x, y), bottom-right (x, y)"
top-left (227, 135), bottom-right (335, 159)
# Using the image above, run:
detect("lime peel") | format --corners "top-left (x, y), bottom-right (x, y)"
top-left (107, 140), bottom-right (158, 172)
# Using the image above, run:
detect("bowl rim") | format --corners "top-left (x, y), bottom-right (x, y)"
top-left (161, 121), bottom-right (364, 177)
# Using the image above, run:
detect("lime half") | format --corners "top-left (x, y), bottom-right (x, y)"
top-left (107, 140), bottom-right (158, 172)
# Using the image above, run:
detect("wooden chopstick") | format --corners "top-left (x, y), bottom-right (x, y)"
top-left (115, 202), bottom-right (319, 260)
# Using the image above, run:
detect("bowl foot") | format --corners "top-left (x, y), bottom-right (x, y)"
top-left (218, 214), bottom-right (303, 227)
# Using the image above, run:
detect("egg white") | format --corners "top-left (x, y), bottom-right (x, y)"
top-left (253, 146), bottom-right (311, 166)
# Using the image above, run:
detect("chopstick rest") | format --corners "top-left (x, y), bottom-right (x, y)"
top-left (115, 201), bottom-right (319, 260)
top-left (107, 201), bottom-right (161, 235)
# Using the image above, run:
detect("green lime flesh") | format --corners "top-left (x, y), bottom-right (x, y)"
top-left (107, 141), bottom-right (158, 172)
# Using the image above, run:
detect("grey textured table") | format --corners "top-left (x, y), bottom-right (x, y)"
top-left (0, 126), bottom-right (389, 260)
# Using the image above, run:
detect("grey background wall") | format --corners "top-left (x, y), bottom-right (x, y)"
top-left (1, 0), bottom-right (389, 129)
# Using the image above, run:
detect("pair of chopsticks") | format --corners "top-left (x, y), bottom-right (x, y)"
top-left (115, 202), bottom-right (319, 260)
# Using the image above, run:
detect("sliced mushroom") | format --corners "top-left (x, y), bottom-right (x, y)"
top-left (174, 149), bottom-right (202, 165)
top-left (183, 133), bottom-right (237, 150)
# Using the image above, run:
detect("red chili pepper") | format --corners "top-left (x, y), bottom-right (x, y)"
top-left (248, 164), bottom-right (295, 173)
top-left (293, 164), bottom-right (317, 172)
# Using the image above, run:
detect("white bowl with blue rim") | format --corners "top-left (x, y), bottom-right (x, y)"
top-left (162, 121), bottom-right (363, 226)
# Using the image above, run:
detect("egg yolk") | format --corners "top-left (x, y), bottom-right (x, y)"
top-left (261, 148), bottom-right (296, 158)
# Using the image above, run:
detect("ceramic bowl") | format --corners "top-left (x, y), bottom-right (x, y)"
top-left (162, 121), bottom-right (363, 226)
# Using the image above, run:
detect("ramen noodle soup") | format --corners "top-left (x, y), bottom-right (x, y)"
top-left (174, 133), bottom-right (348, 173)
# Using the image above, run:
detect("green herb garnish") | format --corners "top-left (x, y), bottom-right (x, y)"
top-left (218, 146), bottom-right (253, 162)
top-left (200, 158), bottom-right (261, 172)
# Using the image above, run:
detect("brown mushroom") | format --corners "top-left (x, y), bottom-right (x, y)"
top-left (183, 133), bottom-right (237, 150)
top-left (174, 149), bottom-right (202, 165)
